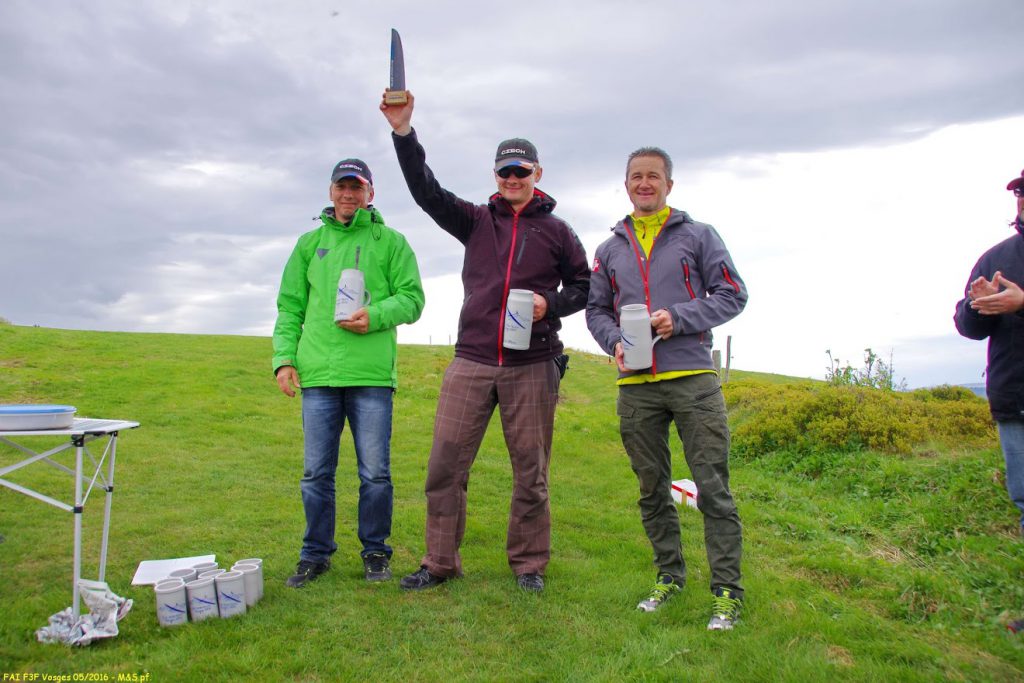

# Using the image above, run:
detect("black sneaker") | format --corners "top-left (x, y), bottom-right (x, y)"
top-left (285, 559), bottom-right (330, 588)
top-left (363, 552), bottom-right (392, 582)
top-left (517, 573), bottom-right (544, 592)
top-left (399, 566), bottom-right (447, 591)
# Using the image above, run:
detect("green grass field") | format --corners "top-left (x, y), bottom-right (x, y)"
top-left (1, 323), bottom-right (1022, 681)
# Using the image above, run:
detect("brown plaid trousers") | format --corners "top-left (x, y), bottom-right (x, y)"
top-left (420, 356), bottom-right (560, 577)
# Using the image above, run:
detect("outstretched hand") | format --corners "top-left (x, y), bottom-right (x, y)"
top-left (380, 91), bottom-right (414, 135)
top-left (971, 272), bottom-right (1024, 315)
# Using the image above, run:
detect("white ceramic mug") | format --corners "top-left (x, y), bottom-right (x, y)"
top-left (620, 304), bottom-right (661, 370)
top-left (335, 269), bottom-right (372, 322)
top-left (215, 571), bottom-right (247, 618)
top-left (232, 563), bottom-right (261, 607)
top-left (167, 568), bottom-right (196, 584)
top-left (503, 289), bottom-right (534, 350)
top-left (185, 577), bottom-right (219, 622)
top-left (198, 569), bottom-right (225, 582)
top-left (235, 558), bottom-right (264, 599)
top-left (191, 561), bottom-right (218, 573)
top-left (154, 578), bottom-right (188, 627)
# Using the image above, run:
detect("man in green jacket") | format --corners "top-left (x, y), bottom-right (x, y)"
top-left (272, 158), bottom-right (425, 588)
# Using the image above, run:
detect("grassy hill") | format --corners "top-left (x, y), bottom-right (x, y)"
top-left (0, 324), bottom-right (1022, 681)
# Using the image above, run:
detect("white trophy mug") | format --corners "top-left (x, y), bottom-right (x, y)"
top-left (154, 578), bottom-right (188, 627)
top-left (215, 571), bottom-right (247, 618)
top-left (503, 289), bottom-right (534, 350)
top-left (185, 577), bottom-right (219, 622)
top-left (232, 563), bottom-right (261, 607)
top-left (620, 303), bottom-right (661, 370)
top-left (335, 269), bottom-right (372, 322)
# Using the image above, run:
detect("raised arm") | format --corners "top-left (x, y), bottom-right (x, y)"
top-left (381, 91), bottom-right (477, 243)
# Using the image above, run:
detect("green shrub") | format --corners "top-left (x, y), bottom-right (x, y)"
top-left (726, 381), bottom-right (994, 459)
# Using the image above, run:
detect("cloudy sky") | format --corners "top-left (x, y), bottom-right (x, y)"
top-left (2, 0), bottom-right (1023, 387)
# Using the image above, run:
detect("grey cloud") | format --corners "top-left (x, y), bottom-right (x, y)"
top-left (1, 0), bottom-right (1022, 351)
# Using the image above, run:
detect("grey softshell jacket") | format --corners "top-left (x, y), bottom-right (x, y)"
top-left (586, 208), bottom-right (748, 378)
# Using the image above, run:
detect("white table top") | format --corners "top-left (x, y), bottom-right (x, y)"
top-left (0, 418), bottom-right (140, 438)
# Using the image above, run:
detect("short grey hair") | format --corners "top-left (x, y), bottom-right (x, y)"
top-left (626, 147), bottom-right (673, 180)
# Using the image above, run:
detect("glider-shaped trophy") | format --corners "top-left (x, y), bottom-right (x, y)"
top-left (384, 29), bottom-right (408, 105)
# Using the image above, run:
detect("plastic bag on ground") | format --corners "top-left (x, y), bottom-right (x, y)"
top-left (35, 579), bottom-right (133, 646)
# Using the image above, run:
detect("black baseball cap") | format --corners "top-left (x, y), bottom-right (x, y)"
top-left (494, 138), bottom-right (539, 171)
top-left (1007, 168), bottom-right (1024, 193)
top-left (331, 158), bottom-right (372, 185)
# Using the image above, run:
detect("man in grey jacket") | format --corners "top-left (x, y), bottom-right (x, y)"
top-left (586, 147), bottom-right (748, 630)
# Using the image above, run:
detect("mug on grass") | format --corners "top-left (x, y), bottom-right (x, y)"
top-left (232, 563), bottom-right (261, 607)
top-left (234, 558), bottom-right (264, 599)
top-left (215, 570), bottom-right (247, 618)
top-left (186, 576), bottom-right (219, 622)
top-left (154, 578), bottom-right (188, 627)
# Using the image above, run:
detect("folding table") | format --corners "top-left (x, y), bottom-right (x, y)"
top-left (0, 418), bottom-right (140, 619)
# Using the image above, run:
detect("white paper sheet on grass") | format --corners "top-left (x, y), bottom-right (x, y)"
top-left (131, 554), bottom-right (216, 585)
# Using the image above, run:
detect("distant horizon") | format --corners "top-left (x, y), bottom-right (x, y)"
top-left (0, 320), bottom-right (991, 393)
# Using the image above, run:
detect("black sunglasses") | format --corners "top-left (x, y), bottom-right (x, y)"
top-left (1015, 187), bottom-right (1024, 198)
top-left (497, 166), bottom-right (534, 179)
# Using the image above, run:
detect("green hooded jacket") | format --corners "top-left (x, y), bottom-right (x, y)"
top-left (272, 205), bottom-right (425, 388)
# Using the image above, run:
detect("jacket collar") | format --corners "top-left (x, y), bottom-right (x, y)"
top-left (488, 188), bottom-right (557, 216)
top-left (611, 207), bottom-right (690, 237)
top-left (320, 205), bottom-right (381, 229)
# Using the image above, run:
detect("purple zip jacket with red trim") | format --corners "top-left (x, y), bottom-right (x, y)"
top-left (393, 128), bottom-right (591, 367)
top-left (586, 208), bottom-right (748, 378)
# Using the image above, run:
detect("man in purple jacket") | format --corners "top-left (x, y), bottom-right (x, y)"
top-left (587, 147), bottom-right (748, 630)
top-left (381, 92), bottom-right (590, 592)
top-left (954, 167), bottom-right (1024, 634)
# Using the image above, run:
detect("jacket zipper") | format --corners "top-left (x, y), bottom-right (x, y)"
top-left (610, 271), bottom-right (620, 320)
top-left (681, 259), bottom-right (704, 344)
top-left (497, 211), bottom-right (522, 366)
top-left (721, 264), bottom-right (740, 292)
top-left (623, 213), bottom-right (670, 375)
top-left (515, 228), bottom-right (530, 265)
top-left (681, 260), bottom-right (696, 300)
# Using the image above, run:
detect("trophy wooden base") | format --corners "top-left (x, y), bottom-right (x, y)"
top-left (384, 89), bottom-right (409, 105)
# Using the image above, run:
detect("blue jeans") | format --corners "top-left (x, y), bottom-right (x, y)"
top-left (300, 386), bottom-right (394, 563)
top-left (998, 420), bottom-right (1024, 532)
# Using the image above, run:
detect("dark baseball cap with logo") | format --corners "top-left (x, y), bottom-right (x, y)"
top-left (331, 158), bottom-right (373, 186)
top-left (1007, 168), bottom-right (1024, 193)
top-left (494, 138), bottom-right (539, 171)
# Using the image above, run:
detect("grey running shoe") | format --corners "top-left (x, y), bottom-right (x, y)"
top-left (637, 573), bottom-right (682, 612)
top-left (707, 586), bottom-right (742, 630)
top-left (363, 552), bottom-right (392, 582)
